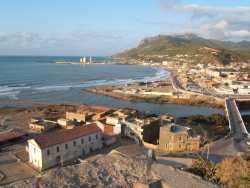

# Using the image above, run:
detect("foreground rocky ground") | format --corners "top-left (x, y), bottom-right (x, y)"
top-left (3, 150), bottom-right (217, 188)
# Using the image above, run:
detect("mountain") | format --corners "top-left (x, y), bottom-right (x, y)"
top-left (114, 34), bottom-right (250, 64)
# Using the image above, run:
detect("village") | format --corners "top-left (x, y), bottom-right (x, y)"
top-left (0, 103), bottom-right (203, 185)
top-left (118, 48), bottom-right (250, 98)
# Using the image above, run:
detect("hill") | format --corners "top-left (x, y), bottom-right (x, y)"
top-left (114, 34), bottom-right (250, 64)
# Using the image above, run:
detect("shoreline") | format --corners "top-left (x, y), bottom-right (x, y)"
top-left (82, 86), bottom-right (225, 109)
top-left (80, 58), bottom-right (225, 109)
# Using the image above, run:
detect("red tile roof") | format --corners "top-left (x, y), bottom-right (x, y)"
top-left (0, 129), bottom-right (26, 143)
top-left (33, 124), bottom-right (101, 149)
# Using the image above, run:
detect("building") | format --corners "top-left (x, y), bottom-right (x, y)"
top-left (96, 118), bottom-right (121, 135)
top-left (66, 111), bottom-right (93, 123)
top-left (29, 119), bottom-right (58, 132)
top-left (0, 129), bottom-right (27, 145)
top-left (158, 124), bottom-right (200, 152)
top-left (57, 118), bottom-right (75, 129)
top-left (123, 117), bottom-right (161, 144)
top-left (28, 124), bottom-right (102, 171)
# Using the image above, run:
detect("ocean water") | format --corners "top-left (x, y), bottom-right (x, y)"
top-left (0, 56), bottom-right (223, 117)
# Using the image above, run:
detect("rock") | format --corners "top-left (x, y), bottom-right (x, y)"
top-left (2, 152), bottom-right (218, 188)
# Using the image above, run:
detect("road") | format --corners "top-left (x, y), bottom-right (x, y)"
top-left (207, 98), bottom-right (250, 159)
top-left (225, 98), bottom-right (250, 139)
top-left (170, 72), bottom-right (224, 98)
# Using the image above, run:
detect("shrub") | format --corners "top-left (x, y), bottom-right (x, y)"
top-left (216, 156), bottom-right (250, 188)
top-left (189, 157), bottom-right (218, 183)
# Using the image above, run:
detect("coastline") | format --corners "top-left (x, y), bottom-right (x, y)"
top-left (80, 58), bottom-right (225, 109)
top-left (82, 86), bottom-right (224, 109)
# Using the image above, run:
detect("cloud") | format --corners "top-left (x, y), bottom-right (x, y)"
top-left (158, 0), bottom-right (250, 18)
top-left (225, 30), bottom-right (250, 39)
top-left (156, 0), bottom-right (250, 41)
top-left (0, 31), bottom-right (126, 56)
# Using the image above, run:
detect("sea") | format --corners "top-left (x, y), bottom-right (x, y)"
top-left (0, 56), bottom-right (223, 117)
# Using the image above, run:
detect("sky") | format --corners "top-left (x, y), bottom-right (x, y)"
top-left (0, 0), bottom-right (250, 56)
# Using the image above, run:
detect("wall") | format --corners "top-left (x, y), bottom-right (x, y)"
top-left (29, 132), bottom-right (102, 171)
top-left (66, 112), bottom-right (85, 122)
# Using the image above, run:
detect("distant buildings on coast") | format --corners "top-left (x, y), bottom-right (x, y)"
top-left (55, 56), bottom-right (93, 65)
top-left (80, 56), bottom-right (92, 64)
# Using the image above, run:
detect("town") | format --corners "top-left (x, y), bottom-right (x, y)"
top-left (0, 96), bottom-right (249, 187)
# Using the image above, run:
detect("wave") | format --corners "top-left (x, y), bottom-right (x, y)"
top-left (0, 91), bottom-right (20, 99)
top-left (0, 86), bottom-right (30, 99)
top-left (33, 68), bottom-right (169, 93)
top-left (0, 67), bottom-right (169, 96)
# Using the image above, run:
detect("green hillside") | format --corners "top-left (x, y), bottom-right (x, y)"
top-left (114, 34), bottom-right (250, 64)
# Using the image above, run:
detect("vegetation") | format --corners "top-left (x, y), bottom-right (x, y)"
top-left (185, 114), bottom-right (228, 127)
top-left (217, 49), bottom-right (232, 65)
top-left (183, 114), bottom-right (229, 144)
top-left (189, 157), bottom-right (218, 183)
top-left (189, 156), bottom-right (250, 188)
top-left (114, 34), bottom-right (250, 64)
top-left (216, 156), bottom-right (250, 188)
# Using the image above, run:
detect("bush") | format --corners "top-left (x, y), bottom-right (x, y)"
top-left (186, 114), bottom-right (227, 127)
top-left (189, 157), bottom-right (218, 183)
top-left (216, 156), bottom-right (250, 188)
top-left (189, 156), bottom-right (250, 187)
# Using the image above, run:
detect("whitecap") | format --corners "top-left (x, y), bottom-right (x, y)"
top-left (0, 85), bottom-right (30, 99)
top-left (0, 90), bottom-right (20, 99)
top-left (32, 67), bottom-right (169, 93)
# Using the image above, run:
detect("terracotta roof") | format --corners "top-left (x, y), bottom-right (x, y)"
top-left (33, 124), bottom-right (101, 149)
top-left (0, 129), bottom-right (26, 143)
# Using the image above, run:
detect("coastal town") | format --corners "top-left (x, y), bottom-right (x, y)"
top-left (1, 0), bottom-right (250, 187)
top-left (1, 53), bottom-right (250, 187)
top-left (1, 51), bottom-right (250, 187)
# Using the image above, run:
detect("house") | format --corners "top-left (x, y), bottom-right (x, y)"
top-left (113, 108), bottom-right (137, 121)
top-left (96, 118), bottom-right (121, 135)
top-left (28, 124), bottom-right (102, 171)
top-left (158, 124), bottom-right (200, 152)
top-left (57, 118), bottom-right (75, 129)
top-left (66, 111), bottom-right (94, 123)
top-left (123, 117), bottom-right (161, 144)
top-left (29, 119), bottom-right (58, 132)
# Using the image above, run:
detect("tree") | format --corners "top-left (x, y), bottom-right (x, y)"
top-left (218, 49), bottom-right (232, 65)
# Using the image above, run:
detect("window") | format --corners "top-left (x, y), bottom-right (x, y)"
top-left (57, 146), bottom-right (60, 152)
top-left (89, 136), bottom-right (91, 142)
top-left (73, 141), bottom-right (76, 146)
top-left (65, 144), bottom-right (68, 149)
top-left (96, 134), bottom-right (98, 139)
top-left (81, 139), bottom-right (84, 144)
top-left (47, 149), bottom-right (50, 156)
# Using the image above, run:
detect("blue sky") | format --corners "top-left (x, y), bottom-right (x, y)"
top-left (0, 0), bottom-right (250, 56)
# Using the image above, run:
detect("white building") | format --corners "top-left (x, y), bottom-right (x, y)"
top-left (28, 124), bottom-right (102, 171)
